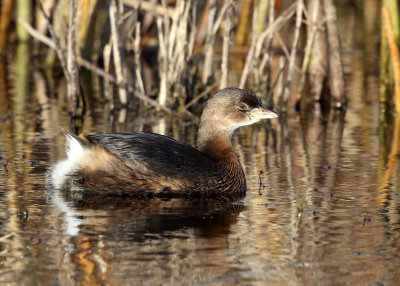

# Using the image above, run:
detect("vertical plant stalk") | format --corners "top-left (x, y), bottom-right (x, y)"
top-left (299, 0), bottom-right (319, 96)
top-left (323, 0), bottom-right (346, 108)
top-left (157, 0), bottom-right (193, 106)
top-left (241, 2), bottom-right (296, 97)
top-left (383, 0), bottom-right (399, 42)
top-left (134, 22), bottom-right (145, 94)
top-left (220, 3), bottom-right (233, 89)
top-left (254, 0), bottom-right (269, 33)
top-left (157, 0), bottom-right (170, 106)
top-left (282, 0), bottom-right (303, 109)
top-left (157, 18), bottom-right (168, 106)
top-left (264, 0), bottom-right (275, 105)
top-left (202, 0), bottom-right (217, 84)
top-left (254, 3), bottom-right (297, 59)
top-left (379, 9), bottom-right (390, 105)
top-left (308, 1), bottom-right (327, 101)
top-left (202, 0), bottom-right (233, 85)
top-left (186, 0), bottom-right (198, 62)
top-left (168, 0), bottom-right (183, 61)
top-left (170, 1), bottom-right (190, 91)
top-left (251, 3), bottom-right (296, 98)
top-left (383, 7), bottom-right (400, 112)
top-left (109, 0), bottom-right (127, 106)
top-left (16, 0), bottom-right (31, 42)
top-left (254, 4), bottom-right (292, 54)
top-left (67, 0), bottom-right (80, 112)
top-left (276, 57), bottom-right (286, 106)
top-left (176, 2), bottom-right (192, 103)
top-left (80, 0), bottom-right (89, 42)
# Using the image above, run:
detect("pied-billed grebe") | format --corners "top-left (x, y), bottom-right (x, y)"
top-left (49, 88), bottom-right (278, 197)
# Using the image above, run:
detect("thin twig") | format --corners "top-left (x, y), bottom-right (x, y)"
top-left (239, 2), bottom-right (297, 90)
top-left (254, 2), bottom-right (297, 58)
top-left (17, 18), bottom-right (55, 48)
top-left (184, 82), bottom-right (219, 110)
top-left (211, 0), bottom-right (233, 36)
top-left (275, 33), bottom-right (291, 61)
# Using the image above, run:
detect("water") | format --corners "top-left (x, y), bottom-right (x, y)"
top-left (1, 33), bottom-right (400, 286)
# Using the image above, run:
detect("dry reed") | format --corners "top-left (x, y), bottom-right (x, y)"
top-left (282, 0), bottom-right (303, 109)
top-left (35, 0), bottom-right (85, 117)
top-left (202, 0), bottom-right (217, 85)
top-left (323, 0), bottom-right (346, 108)
top-left (110, 0), bottom-right (128, 106)
top-left (220, 2), bottom-right (233, 89)
top-left (15, 0), bottom-right (350, 113)
top-left (133, 22), bottom-right (145, 94)
top-left (18, 18), bottom-right (172, 115)
top-left (298, 0), bottom-right (320, 96)
top-left (382, 7), bottom-right (400, 112)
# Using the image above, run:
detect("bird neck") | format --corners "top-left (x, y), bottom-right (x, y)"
top-left (196, 122), bottom-right (247, 193)
top-left (196, 122), bottom-right (238, 167)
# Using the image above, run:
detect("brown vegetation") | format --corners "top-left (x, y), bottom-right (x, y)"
top-left (2, 0), bottom-right (356, 117)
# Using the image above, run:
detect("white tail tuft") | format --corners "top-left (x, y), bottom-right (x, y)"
top-left (50, 135), bottom-right (87, 189)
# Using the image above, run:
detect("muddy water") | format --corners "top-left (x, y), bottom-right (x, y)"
top-left (1, 25), bottom-right (400, 286)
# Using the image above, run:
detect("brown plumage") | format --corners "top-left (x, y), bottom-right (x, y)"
top-left (49, 88), bottom-right (278, 197)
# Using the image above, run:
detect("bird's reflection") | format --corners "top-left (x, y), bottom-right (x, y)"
top-left (49, 188), bottom-right (245, 240)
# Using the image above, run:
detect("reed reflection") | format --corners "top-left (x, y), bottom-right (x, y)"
top-left (48, 189), bottom-right (245, 285)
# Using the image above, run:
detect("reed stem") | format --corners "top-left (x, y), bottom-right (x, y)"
top-left (282, 0), bottom-right (303, 109)
top-left (220, 2), bottom-right (233, 89)
top-left (19, 18), bottom-right (172, 114)
top-left (323, 0), bottom-right (346, 108)
top-left (382, 7), bottom-right (400, 112)
top-left (109, 0), bottom-right (128, 106)
top-left (16, 0), bottom-right (31, 42)
top-left (202, 0), bottom-right (217, 85)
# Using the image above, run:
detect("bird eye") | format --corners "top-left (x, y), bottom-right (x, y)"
top-left (238, 102), bottom-right (249, 111)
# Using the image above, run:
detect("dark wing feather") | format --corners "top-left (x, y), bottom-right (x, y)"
top-left (85, 132), bottom-right (226, 185)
